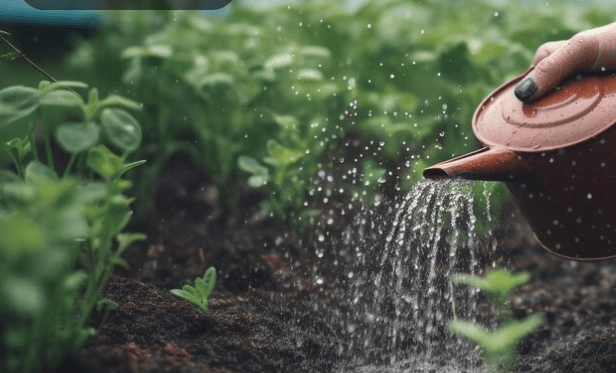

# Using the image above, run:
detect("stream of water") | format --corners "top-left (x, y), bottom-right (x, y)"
top-left (324, 179), bottom-right (496, 372)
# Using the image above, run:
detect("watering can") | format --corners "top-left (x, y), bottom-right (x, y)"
top-left (423, 68), bottom-right (616, 261)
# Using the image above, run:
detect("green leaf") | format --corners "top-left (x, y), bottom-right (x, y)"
top-left (238, 156), bottom-right (270, 187)
top-left (24, 160), bottom-right (58, 183)
top-left (197, 73), bottom-right (235, 88)
top-left (450, 314), bottom-right (544, 354)
top-left (96, 297), bottom-right (119, 311)
top-left (98, 95), bottom-right (142, 112)
top-left (0, 86), bottom-right (40, 141)
top-left (115, 160), bottom-right (146, 180)
top-left (86, 145), bottom-right (123, 181)
top-left (40, 81), bottom-right (89, 93)
top-left (0, 211), bottom-right (44, 255)
top-left (110, 256), bottom-right (130, 269)
top-left (170, 267), bottom-right (216, 313)
top-left (265, 140), bottom-right (304, 167)
top-left (63, 272), bottom-right (87, 293)
top-left (1, 137), bottom-right (29, 163)
top-left (297, 68), bottom-right (323, 81)
top-left (39, 89), bottom-right (84, 109)
top-left (116, 232), bottom-right (147, 254)
top-left (264, 53), bottom-right (294, 69)
top-left (438, 41), bottom-right (479, 83)
top-left (452, 268), bottom-right (531, 310)
top-left (76, 182), bottom-right (107, 203)
top-left (198, 267), bottom-right (217, 297)
top-left (121, 44), bottom-right (173, 59)
top-left (301, 46), bottom-right (331, 59)
top-left (273, 115), bottom-right (300, 130)
top-left (0, 276), bottom-right (44, 316)
top-left (100, 108), bottom-right (142, 153)
top-left (56, 122), bottom-right (101, 154)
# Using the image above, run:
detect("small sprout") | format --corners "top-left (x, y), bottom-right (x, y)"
top-left (170, 267), bottom-right (217, 313)
top-left (452, 268), bottom-right (530, 312)
top-left (450, 268), bottom-right (544, 373)
top-left (450, 314), bottom-right (544, 373)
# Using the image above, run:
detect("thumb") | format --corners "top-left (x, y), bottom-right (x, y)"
top-left (514, 35), bottom-right (600, 102)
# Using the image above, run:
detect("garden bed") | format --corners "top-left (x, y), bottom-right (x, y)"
top-left (59, 154), bottom-right (616, 373)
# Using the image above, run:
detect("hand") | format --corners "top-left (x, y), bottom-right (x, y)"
top-left (514, 22), bottom-right (616, 102)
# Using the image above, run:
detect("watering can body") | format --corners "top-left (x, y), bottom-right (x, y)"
top-left (424, 70), bottom-right (616, 260)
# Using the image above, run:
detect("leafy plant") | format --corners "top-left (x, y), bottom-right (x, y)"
top-left (449, 269), bottom-right (545, 373)
top-left (0, 175), bottom-right (91, 373)
top-left (0, 156), bottom-right (145, 373)
top-left (170, 267), bottom-right (217, 313)
top-left (0, 32), bottom-right (146, 372)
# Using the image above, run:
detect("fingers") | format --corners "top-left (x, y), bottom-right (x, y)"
top-left (531, 40), bottom-right (567, 66)
top-left (513, 41), bottom-right (566, 101)
top-left (515, 35), bottom-right (600, 102)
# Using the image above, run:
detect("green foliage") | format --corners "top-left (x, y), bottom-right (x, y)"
top-left (0, 80), bottom-right (145, 373)
top-left (450, 315), bottom-right (544, 373)
top-left (67, 1), bottom-right (616, 230)
top-left (453, 269), bottom-right (531, 312)
top-left (0, 176), bottom-right (92, 373)
top-left (170, 267), bottom-right (217, 313)
top-left (450, 268), bottom-right (545, 373)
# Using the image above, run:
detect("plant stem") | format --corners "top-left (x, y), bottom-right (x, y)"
top-left (0, 30), bottom-right (80, 96)
top-left (29, 130), bottom-right (39, 162)
top-left (42, 120), bottom-right (55, 172)
top-left (0, 31), bottom-right (57, 83)
top-left (63, 153), bottom-right (78, 178)
top-left (3, 147), bottom-right (23, 179)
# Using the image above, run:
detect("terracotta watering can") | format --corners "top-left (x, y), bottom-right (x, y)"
top-left (423, 69), bottom-right (616, 260)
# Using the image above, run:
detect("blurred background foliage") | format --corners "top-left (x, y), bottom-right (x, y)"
top-left (4, 0), bottom-right (615, 232)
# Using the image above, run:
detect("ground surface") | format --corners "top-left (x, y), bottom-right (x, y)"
top-left (59, 156), bottom-right (616, 373)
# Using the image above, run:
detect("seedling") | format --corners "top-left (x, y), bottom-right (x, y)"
top-left (170, 267), bottom-right (217, 313)
top-left (452, 269), bottom-right (531, 313)
top-left (449, 269), bottom-right (544, 373)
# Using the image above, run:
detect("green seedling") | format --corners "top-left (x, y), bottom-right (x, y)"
top-left (449, 315), bottom-right (544, 373)
top-left (449, 268), bottom-right (544, 373)
top-left (171, 267), bottom-right (217, 313)
top-left (452, 268), bottom-right (531, 313)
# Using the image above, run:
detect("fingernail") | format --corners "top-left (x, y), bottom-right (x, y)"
top-left (514, 77), bottom-right (537, 101)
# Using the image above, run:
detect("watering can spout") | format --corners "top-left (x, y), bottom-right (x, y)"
top-left (423, 147), bottom-right (535, 182)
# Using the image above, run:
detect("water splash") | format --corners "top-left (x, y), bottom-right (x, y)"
top-left (322, 179), bottom-right (495, 371)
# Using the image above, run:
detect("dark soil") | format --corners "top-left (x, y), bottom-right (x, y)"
top-left (59, 155), bottom-right (616, 373)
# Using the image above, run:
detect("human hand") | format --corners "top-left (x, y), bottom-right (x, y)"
top-left (514, 22), bottom-right (616, 102)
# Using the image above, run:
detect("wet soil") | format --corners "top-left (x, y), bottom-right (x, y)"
top-left (60, 155), bottom-right (616, 373)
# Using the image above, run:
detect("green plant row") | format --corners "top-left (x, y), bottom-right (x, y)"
top-left (66, 1), bottom-right (616, 231)
top-left (0, 80), bottom-right (145, 373)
